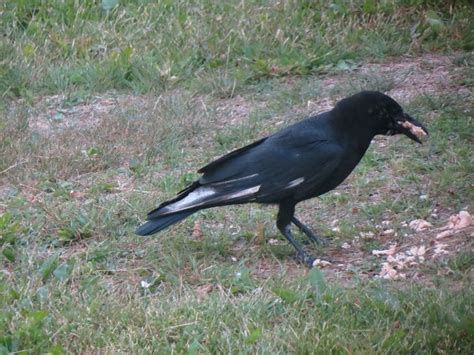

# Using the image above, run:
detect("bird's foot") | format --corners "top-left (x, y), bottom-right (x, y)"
top-left (295, 252), bottom-right (316, 268)
top-left (291, 217), bottom-right (329, 246)
top-left (304, 233), bottom-right (330, 246)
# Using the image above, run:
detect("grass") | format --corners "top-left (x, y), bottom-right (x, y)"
top-left (1, 269), bottom-right (472, 353)
top-left (1, 71), bottom-right (472, 353)
top-left (1, 0), bottom-right (474, 353)
top-left (1, 0), bottom-right (473, 100)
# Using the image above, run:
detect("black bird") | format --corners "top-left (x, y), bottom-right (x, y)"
top-left (136, 91), bottom-right (428, 266)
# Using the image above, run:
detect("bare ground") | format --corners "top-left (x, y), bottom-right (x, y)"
top-left (27, 53), bottom-right (469, 136)
top-left (11, 52), bottom-right (473, 285)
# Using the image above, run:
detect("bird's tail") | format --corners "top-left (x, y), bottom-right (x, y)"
top-left (136, 181), bottom-right (202, 236)
top-left (135, 209), bottom-right (195, 236)
top-left (136, 175), bottom-right (260, 236)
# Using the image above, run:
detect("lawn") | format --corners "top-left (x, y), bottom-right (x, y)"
top-left (1, 1), bottom-right (473, 353)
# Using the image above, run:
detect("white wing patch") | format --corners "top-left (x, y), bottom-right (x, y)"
top-left (286, 177), bottom-right (304, 188)
top-left (163, 187), bottom-right (216, 212)
top-left (225, 185), bottom-right (261, 199)
top-left (162, 184), bottom-right (261, 213)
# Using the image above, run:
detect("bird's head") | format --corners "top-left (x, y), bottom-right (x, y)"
top-left (357, 91), bottom-right (429, 143)
top-left (335, 91), bottom-right (428, 144)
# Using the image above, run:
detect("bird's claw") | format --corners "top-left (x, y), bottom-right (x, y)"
top-left (306, 234), bottom-right (330, 246)
top-left (291, 217), bottom-right (329, 246)
top-left (295, 252), bottom-right (316, 268)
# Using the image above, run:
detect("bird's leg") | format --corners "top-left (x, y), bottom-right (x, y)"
top-left (277, 203), bottom-right (315, 267)
top-left (291, 216), bottom-right (328, 245)
top-left (279, 224), bottom-right (315, 267)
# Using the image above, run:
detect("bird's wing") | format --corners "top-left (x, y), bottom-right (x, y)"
top-left (151, 119), bottom-right (343, 216)
top-left (251, 136), bottom-right (343, 202)
top-left (199, 120), bottom-right (327, 184)
top-left (198, 120), bottom-right (343, 201)
top-left (198, 137), bottom-right (267, 174)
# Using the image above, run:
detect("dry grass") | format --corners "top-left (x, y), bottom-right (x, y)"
top-left (1, 1), bottom-right (473, 351)
top-left (1, 45), bottom-right (473, 355)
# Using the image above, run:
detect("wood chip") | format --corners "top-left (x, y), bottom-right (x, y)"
top-left (447, 211), bottom-right (472, 230)
top-left (372, 244), bottom-right (397, 256)
top-left (409, 219), bottom-right (432, 232)
top-left (435, 230), bottom-right (453, 240)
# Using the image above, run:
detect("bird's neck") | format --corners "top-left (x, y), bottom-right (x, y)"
top-left (329, 108), bottom-right (377, 153)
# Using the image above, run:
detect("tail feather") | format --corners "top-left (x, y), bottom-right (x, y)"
top-left (137, 176), bottom-right (261, 236)
top-left (135, 210), bottom-right (195, 236)
top-left (147, 181), bottom-right (201, 219)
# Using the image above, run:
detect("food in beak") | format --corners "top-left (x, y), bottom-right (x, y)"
top-left (402, 121), bottom-right (428, 141)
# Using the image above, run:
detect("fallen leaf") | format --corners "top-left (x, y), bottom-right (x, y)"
top-left (435, 230), bottom-right (453, 240)
top-left (447, 211), bottom-right (472, 230)
top-left (409, 219), bottom-right (432, 232)
top-left (379, 263), bottom-right (404, 280)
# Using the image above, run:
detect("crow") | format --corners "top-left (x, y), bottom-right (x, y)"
top-left (136, 91), bottom-right (428, 266)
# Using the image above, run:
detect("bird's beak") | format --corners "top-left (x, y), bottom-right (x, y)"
top-left (395, 114), bottom-right (428, 144)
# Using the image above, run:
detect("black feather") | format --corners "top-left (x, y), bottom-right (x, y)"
top-left (135, 91), bottom-right (428, 266)
top-left (136, 210), bottom-right (195, 236)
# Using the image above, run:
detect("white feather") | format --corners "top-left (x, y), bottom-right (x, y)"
top-left (212, 173), bottom-right (259, 185)
top-left (286, 177), bottom-right (304, 188)
top-left (162, 184), bottom-right (261, 213)
top-left (163, 187), bottom-right (216, 212)
top-left (225, 185), bottom-right (261, 199)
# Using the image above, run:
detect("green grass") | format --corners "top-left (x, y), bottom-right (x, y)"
top-left (1, 76), bottom-right (472, 352)
top-left (1, 0), bottom-right (473, 100)
top-left (1, 268), bottom-right (472, 353)
top-left (1, 0), bottom-right (473, 353)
